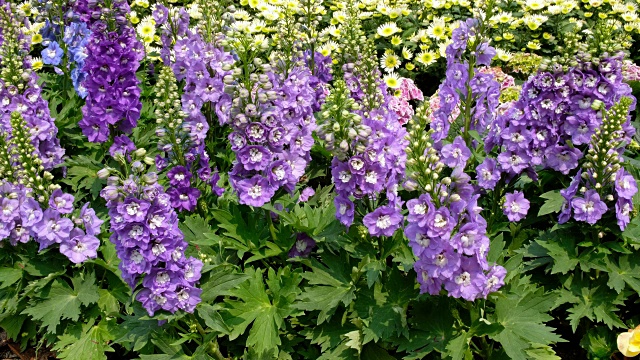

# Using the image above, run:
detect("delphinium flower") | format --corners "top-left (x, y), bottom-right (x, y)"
top-left (288, 233), bottom-right (316, 258)
top-left (99, 137), bottom-right (202, 316)
top-left (153, 66), bottom-right (224, 212)
top-left (78, 0), bottom-right (144, 143)
top-left (403, 12), bottom-right (506, 301)
top-left (485, 53), bottom-right (634, 181)
top-left (430, 17), bottom-right (501, 143)
top-left (62, 20), bottom-right (91, 98)
top-left (0, 3), bottom-right (64, 171)
top-left (316, 40), bottom-right (408, 235)
top-left (0, 112), bottom-right (102, 263)
top-left (216, 23), bottom-right (319, 207)
top-left (558, 97), bottom-right (638, 230)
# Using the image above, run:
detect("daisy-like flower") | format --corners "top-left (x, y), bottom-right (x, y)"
top-left (495, 48), bottom-right (513, 61)
top-left (526, 0), bottom-right (546, 11)
top-left (380, 52), bottom-right (401, 72)
top-left (137, 19), bottom-right (156, 38)
top-left (416, 51), bottom-right (437, 66)
top-left (427, 17), bottom-right (446, 40)
top-left (31, 33), bottom-right (42, 45)
top-left (402, 46), bottom-right (413, 60)
top-left (377, 22), bottom-right (400, 37)
top-left (130, 10), bottom-right (140, 24)
top-left (30, 57), bottom-right (43, 71)
top-left (390, 35), bottom-right (402, 46)
top-left (384, 72), bottom-right (401, 89)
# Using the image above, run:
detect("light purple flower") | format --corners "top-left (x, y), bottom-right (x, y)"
top-left (441, 136), bottom-right (471, 168)
top-left (571, 190), bottom-right (607, 225)
top-left (503, 191), bottom-right (530, 222)
top-left (59, 229), bottom-right (100, 264)
top-left (475, 158), bottom-right (501, 190)
top-left (614, 169), bottom-right (638, 200)
top-left (363, 206), bottom-right (403, 237)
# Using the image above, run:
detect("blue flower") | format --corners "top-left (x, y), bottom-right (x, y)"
top-left (41, 41), bottom-right (64, 65)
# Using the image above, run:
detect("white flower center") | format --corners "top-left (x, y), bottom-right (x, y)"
top-left (156, 272), bottom-right (170, 285)
top-left (455, 272), bottom-right (471, 286)
top-left (376, 215), bottom-right (392, 229)
top-left (248, 185), bottom-right (262, 199)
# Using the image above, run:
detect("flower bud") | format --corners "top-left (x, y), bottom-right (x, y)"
top-left (143, 156), bottom-right (155, 165)
top-left (134, 148), bottom-right (147, 158)
top-left (97, 168), bottom-right (111, 179)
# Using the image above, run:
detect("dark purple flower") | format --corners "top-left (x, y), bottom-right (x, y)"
top-left (334, 194), bottom-right (355, 228)
top-left (167, 166), bottom-right (192, 188)
top-left (288, 233), bottom-right (316, 258)
top-left (167, 187), bottom-right (200, 212)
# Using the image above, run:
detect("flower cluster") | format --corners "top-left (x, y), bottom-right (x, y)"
top-left (389, 77), bottom-right (424, 125)
top-left (0, 111), bottom-right (102, 263)
top-left (78, 0), bottom-right (144, 143)
top-left (153, 66), bottom-right (224, 212)
top-left (0, 5), bottom-right (64, 171)
top-left (318, 46), bottom-right (408, 234)
top-left (225, 62), bottom-right (318, 207)
top-left (63, 20), bottom-right (91, 98)
top-left (430, 18), bottom-right (501, 143)
top-left (405, 118), bottom-right (506, 300)
top-left (100, 136), bottom-right (202, 316)
top-left (484, 54), bottom-right (634, 183)
top-left (558, 97), bottom-right (638, 230)
top-left (404, 16), bottom-right (506, 300)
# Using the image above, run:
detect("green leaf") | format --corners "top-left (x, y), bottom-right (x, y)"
top-left (491, 284), bottom-right (563, 359)
top-left (537, 235), bottom-right (578, 275)
top-left (224, 267), bottom-right (301, 355)
top-left (200, 267), bottom-right (250, 302)
top-left (565, 284), bottom-right (626, 331)
top-left (295, 253), bottom-right (356, 324)
top-left (0, 267), bottom-right (22, 289)
top-left (53, 320), bottom-right (115, 360)
top-left (180, 214), bottom-right (217, 246)
top-left (606, 256), bottom-right (640, 294)
top-left (361, 343), bottom-right (396, 360)
top-left (538, 191), bottom-right (564, 216)
top-left (198, 303), bottom-right (230, 334)
top-left (113, 315), bottom-right (161, 352)
top-left (525, 344), bottom-right (561, 359)
top-left (22, 273), bottom-right (100, 333)
top-left (580, 326), bottom-right (616, 359)
top-left (445, 331), bottom-right (470, 360)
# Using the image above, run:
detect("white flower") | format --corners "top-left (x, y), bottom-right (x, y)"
top-left (377, 22), bottom-right (400, 37)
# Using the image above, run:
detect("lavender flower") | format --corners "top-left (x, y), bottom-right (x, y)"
top-left (572, 190), bottom-right (608, 225)
top-left (502, 191), bottom-right (530, 222)
top-left (100, 136), bottom-right (202, 317)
